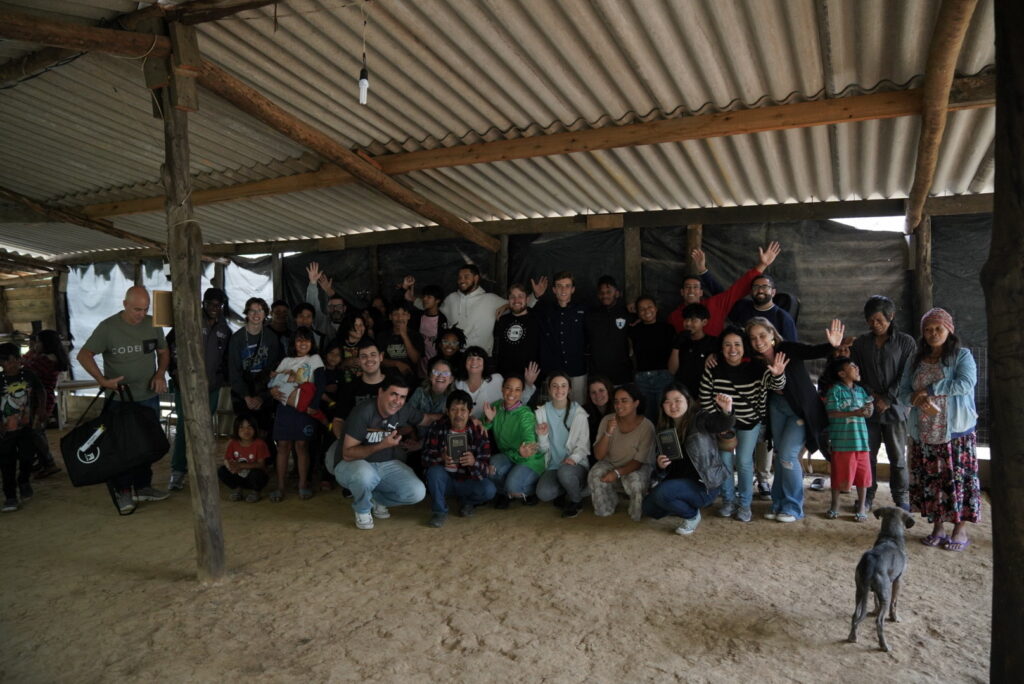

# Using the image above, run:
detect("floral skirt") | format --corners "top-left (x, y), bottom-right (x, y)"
top-left (909, 432), bottom-right (981, 524)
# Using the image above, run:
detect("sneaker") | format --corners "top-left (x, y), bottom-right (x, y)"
top-left (354, 511), bottom-right (374, 530)
top-left (736, 506), bottom-right (752, 523)
top-left (2, 498), bottom-right (18, 512)
top-left (168, 471), bottom-right (186, 491)
top-left (116, 490), bottom-right (136, 515)
top-left (371, 502), bottom-right (391, 519)
top-left (19, 483), bottom-right (33, 501)
top-left (756, 482), bottom-right (771, 499)
top-left (521, 494), bottom-right (539, 506)
top-left (717, 502), bottom-right (735, 518)
top-left (428, 512), bottom-right (447, 528)
top-left (809, 477), bottom-right (825, 491)
top-left (229, 489), bottom-right (243, 502)
top-left (776, 513), bottom-right (798, 523)
top-left (764, 511), bottom-right (778, 520)
top-left (133, 486), bottom-right (169, 502)
top-left (245, 491), bottom-right (260, 503)
top-left (674, 510), bottom-right (702, 536)
top-left (561, 501), bottom-right (581, 519)
top-left (458, 503), bottom-right (476, 518)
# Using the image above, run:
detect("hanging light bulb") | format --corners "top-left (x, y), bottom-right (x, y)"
top-left (358, 66), bottom-right (369, 105)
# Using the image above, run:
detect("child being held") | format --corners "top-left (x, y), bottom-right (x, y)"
top-left (217, 415), bottom-right (271, 502)
top-left (823, 357), bottom-right (873, 521)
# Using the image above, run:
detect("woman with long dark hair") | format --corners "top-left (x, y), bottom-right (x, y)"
top-left (588, 383), bottom-right (656, 521)
top-left (900, 308), bottom-right (979, 552)
top-left (642, 383), bottom-right (735, 535)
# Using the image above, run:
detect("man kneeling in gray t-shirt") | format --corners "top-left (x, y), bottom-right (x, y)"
top-left (330, 374), bottom-right (439, 529)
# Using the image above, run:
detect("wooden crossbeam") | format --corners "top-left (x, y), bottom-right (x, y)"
top-left (75, 75), bottom-right (995, 220)
top-left (905, 0), bottom-right (981, 233)
top-left (172, 0), bottom-right (281, 25)
top-left (0, 248), bottom-right (65, 272)
top-left (195, 61), bottom-right (500, 252)
top-left (0, 10), bottom-right (171, 59)
top-left (0, 186), bottom-right (164, 250)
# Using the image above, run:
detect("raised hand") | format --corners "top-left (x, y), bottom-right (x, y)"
top-left (530, 276), bottom-right (548, 298)
top-left (757, 241), bottom-right (782, 270)
top-left (714, 393), bottom-right (733, 414)
top-left (825, 319), bottom-right (845, 347)
top-left (483, 401), bottom-right (497, 422)
top-left (768, 351), bottom-right (789, 376)
top-left (524, 361), bottom-right (540, 387)
top-left (690, 248), bottom-right (707, 273)
top-left (518, 442), bottom-right (539, 459)
top-left (306, 261), bottom-right (321, 284)
top-left (401, 275), bottom-right (415, 291)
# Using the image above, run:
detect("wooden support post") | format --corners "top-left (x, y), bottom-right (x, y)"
top-left (913, 215), bottom-right (933, 321)
top-left (983, 1), bottom-right (1024, 678)
top-left (159, 86), bottom-right (225, 582)
top-left (685, 224), bottom-right (703, 273)
top-left (213, 261), bottom-right (225, 290)
top-left (497, 234), bottom-right (509, 295)
top-left (271, 253), bottom-right (282, 302)
top-left (623, 226), bottom-right (642, 305)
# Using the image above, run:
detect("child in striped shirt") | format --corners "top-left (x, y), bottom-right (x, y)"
top-left (824, 358), bottom-right (873, 521)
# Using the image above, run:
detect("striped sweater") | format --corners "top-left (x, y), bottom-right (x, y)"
top-left (699, 359), bottom-right (786, 430)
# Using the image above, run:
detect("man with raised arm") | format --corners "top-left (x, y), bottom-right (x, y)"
top-left (304, 261), bottom-right (347, 340)
top-left (439, 264), bottom-right (506, 354)
top-left (667, 241), bottom-right (782, 337)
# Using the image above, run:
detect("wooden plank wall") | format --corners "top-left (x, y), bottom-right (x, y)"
top-left (0, 275), bottom-right (56, 335)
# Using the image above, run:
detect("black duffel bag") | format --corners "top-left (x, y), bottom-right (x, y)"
top-left (60, 385), bottom-right (170, 487)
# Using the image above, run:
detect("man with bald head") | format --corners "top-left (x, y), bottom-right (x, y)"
top-left (78, 286), bottom-right (171, 515)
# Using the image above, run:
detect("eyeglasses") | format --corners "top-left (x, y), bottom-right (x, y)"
top-left (751, 285), bottom-right (774, 291)
top-left (431, 370), bottom-right (452, 378)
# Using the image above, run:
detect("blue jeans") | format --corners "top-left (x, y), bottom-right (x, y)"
top-left (425, 466), bottom-right (496, 513)
top-left (490, 453), bottom-right (539, 496)
top-left (719, 425), bottom-right (762, 508)
top-left (334, 459), bottom-right (426, 514)
top-left (642, 478), bottom-right (719, 520)
top-left (768, 394), bottom-right (806, 518)
top-left (635, 369), bottom-right (673, 422)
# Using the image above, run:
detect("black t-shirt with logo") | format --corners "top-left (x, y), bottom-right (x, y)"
top-left (343, 400), bottom-right (424, 463)
top-left (492, 310), bottom-right (541, 378)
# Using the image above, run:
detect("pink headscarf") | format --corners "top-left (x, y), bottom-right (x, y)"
top-left (920, 307), bottom-right (955, 335)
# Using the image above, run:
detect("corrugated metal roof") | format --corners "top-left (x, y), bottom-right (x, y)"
top-left (0, 0), bottom-right (997, 259)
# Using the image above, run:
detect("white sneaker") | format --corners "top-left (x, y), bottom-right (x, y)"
top-left (372, 502), bottom-right (391, 519)
top-left (674, 510), bottom-right (702, 536)
top-left (776, 513), bottom-right (798, 523)
top-left (764, 511), bottom-right (778, 520)
top-left (354, 511), bottom-right (374, 530)
top-left (168, 471), bottom-right (186, 491)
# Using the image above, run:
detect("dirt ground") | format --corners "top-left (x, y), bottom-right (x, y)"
top-left (0, 433), bottom-right (992, 684)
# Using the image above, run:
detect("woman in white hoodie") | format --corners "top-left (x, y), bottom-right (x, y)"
top-left (534, 370), bottom-right (591, 518)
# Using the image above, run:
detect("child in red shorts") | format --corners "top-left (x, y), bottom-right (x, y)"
top-left (824, 358), bottom-right (873, 521)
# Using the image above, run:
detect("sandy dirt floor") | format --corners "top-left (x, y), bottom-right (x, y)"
top-left (0, 432), bottom-right (992, 683)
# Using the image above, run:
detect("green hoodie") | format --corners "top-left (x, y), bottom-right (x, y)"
top-left (484, 402), bottom-right (543, 475)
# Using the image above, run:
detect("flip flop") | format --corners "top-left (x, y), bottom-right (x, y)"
top-left (854, 512), bottom-right (868, 522)
top-left (921, 534), bottom-right (948, 547)
top-left (943, 538), bottom-right (970, 552)
top-left (826, 509), bottom-right (838, 519)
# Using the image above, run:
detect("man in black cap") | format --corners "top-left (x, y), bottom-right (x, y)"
top-left (167, 287), bottom-right (232, 490)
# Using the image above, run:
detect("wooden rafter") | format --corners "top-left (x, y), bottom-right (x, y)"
top-left (172, 0), bottom-right (281, 25)
top-left (0, 248), bottom-right (66, 272)
top-left (0, 10), bottom-right (172, 59)
top-left (74, 74), bottom-right (996, 220)
top-left (0, 186), bottom-right (165, 250)
top-left (905, 0), bottom-right (982, 232)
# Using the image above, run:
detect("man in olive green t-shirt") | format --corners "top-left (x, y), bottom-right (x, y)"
top-left (77, 286), bottom-right (171, 515)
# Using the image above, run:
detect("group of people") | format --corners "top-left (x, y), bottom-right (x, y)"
top-left (4, 241), bottom-right (981, 552)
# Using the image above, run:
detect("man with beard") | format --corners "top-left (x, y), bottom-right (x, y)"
top-left (584, 275), bottom-right (633, 385)
top-left (440, 264), bottom-right (506, 354)
top-left (492, 283), bottom-right (541, 379)
top-left (304, 261), bottom-right (347, 340)
top-left (666, 242), bottom-right (782, 337)
top-left (728, 274), bottom-right (798, 340)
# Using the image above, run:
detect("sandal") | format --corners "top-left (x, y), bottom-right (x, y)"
top-left (921, 533), bottom-right (948, 547)
top-left (269, 489), bottom-right (284, 503)
top-left (853, 512), bottom-right (868, 522)
top-left (943, 538), bottom-right (970, 552)
top-left (826, 509), bottom-right (838, 519)
top-left (299, 488), bottom-right (313, 500)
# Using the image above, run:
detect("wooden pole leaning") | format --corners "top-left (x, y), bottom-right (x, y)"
top-left (158, 63), bottom-right (226, 582)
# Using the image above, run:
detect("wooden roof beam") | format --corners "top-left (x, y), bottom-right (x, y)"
top-left (75, 74), bottom-right (995, 220)
top-left (0, 248), bottom-right (66, 272)
top-left (195, 61), bottom-right (500, 252)
top-left (905, 0), bottom-right (981, 233)
top-left (0, 10), bottom-right (171, 59)
top-left (0, 186), bottom-right (165, 250)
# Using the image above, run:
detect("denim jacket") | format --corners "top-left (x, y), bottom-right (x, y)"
top-left (898, 347), bottom-right (977, 442)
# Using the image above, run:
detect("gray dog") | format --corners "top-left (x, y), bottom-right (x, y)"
top-left (848, 506), bottom-right (915, 652)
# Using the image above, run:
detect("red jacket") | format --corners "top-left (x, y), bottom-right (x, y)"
top-left (667, 268), bottom-right (762, 337)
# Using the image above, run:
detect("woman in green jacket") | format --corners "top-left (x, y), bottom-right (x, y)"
top-left (483, 374), bottom-right (541, 508)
